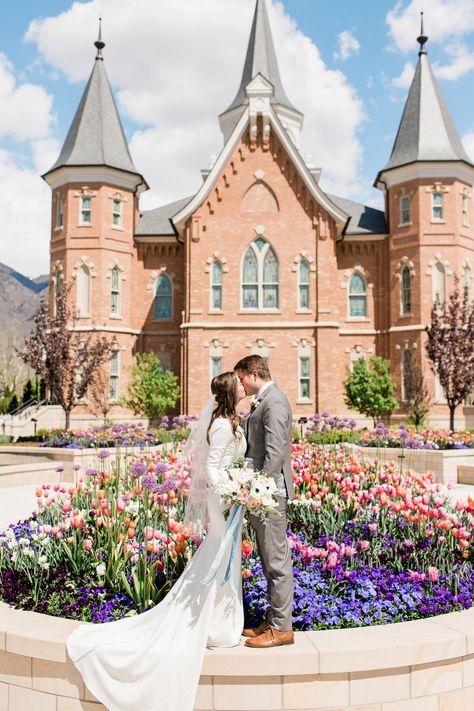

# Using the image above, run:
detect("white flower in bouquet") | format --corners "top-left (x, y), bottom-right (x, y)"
top-left (228, 466), bottom-right (254, 486)
top-left (214, 457), bottom-right (283, 520)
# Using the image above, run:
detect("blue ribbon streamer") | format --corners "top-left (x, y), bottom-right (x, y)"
top-left (201, 504), bottom-right (244, 591)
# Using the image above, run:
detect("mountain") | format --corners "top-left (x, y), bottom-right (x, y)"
top-left (0, 263), bottom-right (49, 390)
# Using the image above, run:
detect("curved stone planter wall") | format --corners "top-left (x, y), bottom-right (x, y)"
top-left (1, 602), bottom-right (474, 711)
top-left (345, 444), bottom-right (474, 485)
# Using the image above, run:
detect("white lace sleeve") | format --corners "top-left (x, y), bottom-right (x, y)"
top-left (206, 419), bottom-right (233, 486)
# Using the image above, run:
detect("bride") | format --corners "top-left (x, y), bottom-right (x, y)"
top-left (67, 371), bottom-right (247, 711)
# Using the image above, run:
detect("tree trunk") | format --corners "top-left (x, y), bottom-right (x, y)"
top-left (65, 409), bottom-right (71, 431)
top-left (449, 404), bottom-right (456, 432)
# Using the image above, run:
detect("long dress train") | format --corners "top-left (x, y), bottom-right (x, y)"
top-left (67, 418), bottom-right (246, 711)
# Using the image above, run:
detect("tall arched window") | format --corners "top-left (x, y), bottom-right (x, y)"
top-left (76, 264), bottom-right (90, 317)
top-left (53, 267), bottom-right (62, 317)
top-left (348, 273), bottom-right (367, 318)
top-left (432, 262), bottom-right (446, 305)
top-left (401, 266), bottom-right (411, 314)
top-left (154, 274), bottom-right (172, 319)
top-left (242, 238), bottom-right (279, 310)
top-left (211, 260), bottom-right (222, 310)
top-left (110, 267), bottom-right (120, 316)
top-left (298, 259), bottom-right (310, 309)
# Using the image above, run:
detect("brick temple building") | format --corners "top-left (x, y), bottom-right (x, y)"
top-left (43, 1), bottom-right (474, 424)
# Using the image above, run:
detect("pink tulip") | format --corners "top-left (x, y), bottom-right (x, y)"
top-left (428, 566), bottom-right (439, 582)
top-left (61, 501), bottom-right (72, 513)
top-left (83, 539), bottom-right (93, 552)
top-left (116, 498), bottom-right (125, 512)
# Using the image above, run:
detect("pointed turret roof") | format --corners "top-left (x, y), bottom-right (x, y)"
top-left (44, 26), bottom-right (142, 180)
top-left (380, 27), bottom-right (472, 176)
top-left (223, 0), bottom-right (300, 115)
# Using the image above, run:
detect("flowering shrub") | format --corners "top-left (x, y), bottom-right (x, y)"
top-left (40, 417), bottom-right (196, 449)
top-left (0, 439), bottom-right (473, 628)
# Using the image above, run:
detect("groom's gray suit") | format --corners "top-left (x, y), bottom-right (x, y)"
top-left (245, 383), bottom-right (294, 631)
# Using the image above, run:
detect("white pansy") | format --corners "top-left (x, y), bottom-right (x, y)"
top-left (96, 562), bottom-right (106, 577)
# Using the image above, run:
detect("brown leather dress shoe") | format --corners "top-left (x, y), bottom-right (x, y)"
top-left (241, 620), bottom-right (271, 638)
top-left (244, 626), bottom-right (294, 648)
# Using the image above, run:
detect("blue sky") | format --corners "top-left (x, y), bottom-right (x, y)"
top-left (1, 0), bottom-right (474, 276)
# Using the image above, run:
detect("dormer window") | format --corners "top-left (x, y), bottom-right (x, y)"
top-left (80, 197), bottom-right (92, 225)
top-left (432, 192), bottom-right (444, 221)
top-left (400, 195), bottom-right (410, 225)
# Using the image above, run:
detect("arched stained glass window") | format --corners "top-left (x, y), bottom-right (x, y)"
top-left (348, 273), bottom-right (367, 318)
top-left (211, 260), bottom-right (223, 310)
top-left (299, 259), bottom-right (310, 309)
top-left (241, 238), bottom-right (279, 310)
top-left (401, 266), bottom-right (411, 314)
top-left (263, 247), bottom-right (279, 308)
top-left (242, 247), bottom-right (258, 309)
top-left (154, 274), bottom-right (172, 319)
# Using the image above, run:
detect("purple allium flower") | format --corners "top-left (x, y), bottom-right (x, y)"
top-left (130, 461), bottom-right (147, 478)
top-left (155, 462), bottom-right (170, 475)
top-left (155, 479), bottom-right (179, 494)
top-left (72, 464), bottom-right (81, 471)
top-left (98, 450), bottom-right (110, 460)
top-left (55, 466), bottom-right (64, 473)
top-left (85, 468), bottom-right (97, 477)
top-left (141, 475), bottom-right (159, 493)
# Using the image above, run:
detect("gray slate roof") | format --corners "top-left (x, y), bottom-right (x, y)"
top-left (223, 0), bottom-right (300, 115)
top-left (45, 58), bottom-right (140, 177)
top-left (135, 197), bottom-right (193, 236)
top-left (135, 193), bottom-right (385, 237)
top-left (328, 194), bottom-right (387, 235)
top-left (382, 52), bottom-right (473, 172)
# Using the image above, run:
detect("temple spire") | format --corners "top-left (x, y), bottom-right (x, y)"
top-left (417, 11), bottom-right (428, 55)
top-left (43, 30), bottom-right (146, 184)
top-left (223, 0), bottom-right (299, 115)
top-left (375, 16), bottom-right (473, 184)
top-left (95, 17), bottom-right (105, 60)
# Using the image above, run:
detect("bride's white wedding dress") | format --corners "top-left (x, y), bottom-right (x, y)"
top-left (67, 418), bottom-right (246, 711)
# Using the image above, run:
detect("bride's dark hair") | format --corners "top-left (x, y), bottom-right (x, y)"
top-left (207, 371), bottom-right (241, 443)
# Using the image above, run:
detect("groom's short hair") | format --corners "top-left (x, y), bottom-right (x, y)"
top-left (234, 355), bottom-right (272, 381)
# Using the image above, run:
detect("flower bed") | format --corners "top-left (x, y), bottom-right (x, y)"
top-left (305, 411), bottom-right (474, 449)
top-left (39, 417), bottom-right (195, 449)
top-left (0, 440), bottom-right (473, 631)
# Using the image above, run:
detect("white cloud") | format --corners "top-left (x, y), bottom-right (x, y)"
top-left (387, 0), bottom-right (474, 54)
top-left (25, 0), bottom-right (366, 206)
top-left (392, 61), bottom-right (415, 88)
top-left (0, 53), bottom-right (54, 141)
top-left (434, 42), bottom-right (474, 80)
top-left (334, 29), bottom-right (361, 61)
top-left (0, 148), bottom-right (51, 276)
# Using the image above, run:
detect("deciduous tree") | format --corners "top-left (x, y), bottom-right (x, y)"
top-left (343, 355), bottom-right (398, 426)
top-left (426, 276), bottom-right (474, 431)
top-left (121, 352), bottom-right (180, 422)
top-left (17, 283), bottom-right (115, 429)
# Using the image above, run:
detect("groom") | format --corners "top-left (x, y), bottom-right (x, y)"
top-left (234, 355), bottom-right (294, 648)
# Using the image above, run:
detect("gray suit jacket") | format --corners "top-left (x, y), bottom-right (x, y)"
top-left (245, 383), bottom-right (294, 500)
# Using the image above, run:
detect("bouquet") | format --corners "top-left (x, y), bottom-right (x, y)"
top-left (214, 456), bottom-right (284, 520)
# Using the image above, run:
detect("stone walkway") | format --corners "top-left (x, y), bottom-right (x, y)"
top-left (1, 481), bottom-right (473, 533)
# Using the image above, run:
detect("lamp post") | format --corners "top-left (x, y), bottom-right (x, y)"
top-left (298, 416), bottom-right (308, 440)
top-left (31, 418), bottom-right (38, 437)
